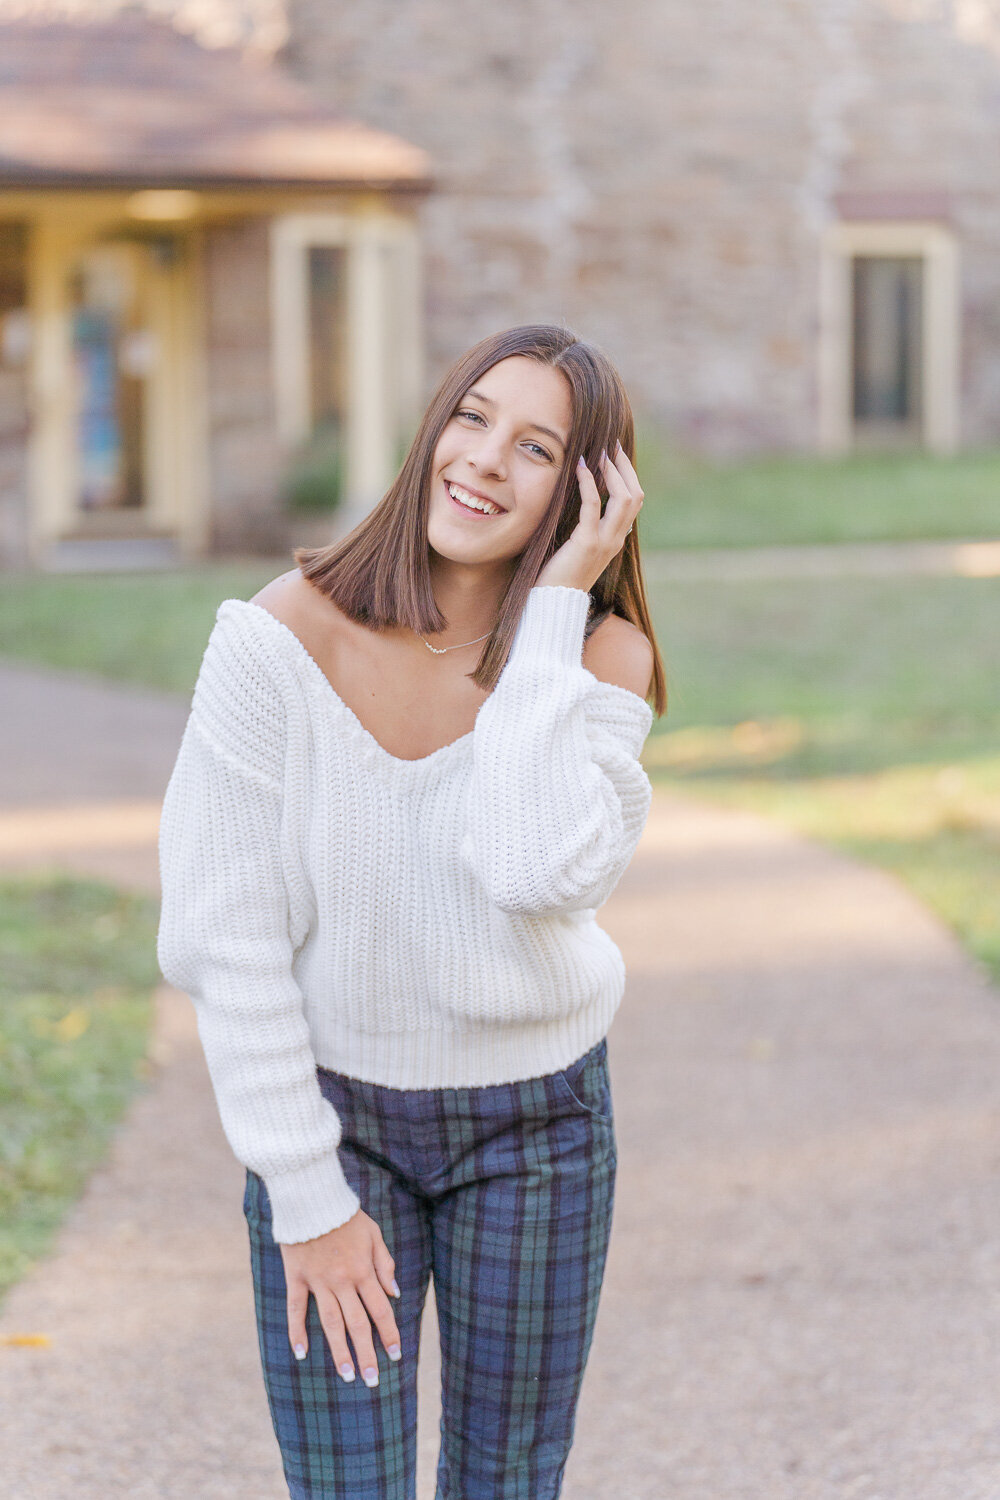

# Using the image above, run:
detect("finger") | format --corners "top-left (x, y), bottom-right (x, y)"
top-left (372, 1236), bottom-right (401, 1302)
top-left (286, 1277), bottom-right (310, 1364)
top-left (359, 1274), bottom-right (402, 1365)
top-left (598, 451), bottom-right (640, 535)
top-left (599, 448), bottom-right (639, 508)
top-left (612, 444), bottom-right (645, 528)
top-left (337, 1286), bottom-right (382, 1389)
top-left (611, 439), bottom-right (643, 494)
top-left (604, 445), bottom-right (644, 515)
top-left (575, 456), bottom-right (602, 532)
top-left (313, 1289), bottom-right (357, 1384)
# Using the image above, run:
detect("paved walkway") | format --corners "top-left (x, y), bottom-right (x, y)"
top-left (2, 660), bottom-right (1000, 1498)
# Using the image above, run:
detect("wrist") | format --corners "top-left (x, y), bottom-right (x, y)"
top-left (534, 561), bottom-right (595, 593)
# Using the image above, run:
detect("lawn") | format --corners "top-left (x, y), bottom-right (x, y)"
top-left (646, 574), bottom-right (1000, 776)
top-left (644, 573), bottom-right (1000, 986)
top-left (0, 564), bottom-right (278, 693)
top-left (0, 876), bottom-right (160, 1305)
top-left (0, 447), bottom-right (998, 693)
top-left (633, 436), bottom-right (1000, 550)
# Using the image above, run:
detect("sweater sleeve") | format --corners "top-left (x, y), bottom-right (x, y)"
top-left (156, 610), bottom-right (361, 1245)
top-left (459, 584), bottom-right (654, 915)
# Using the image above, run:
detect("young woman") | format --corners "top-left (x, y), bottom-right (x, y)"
top-left (157, 323), bottom-right (667, 1500)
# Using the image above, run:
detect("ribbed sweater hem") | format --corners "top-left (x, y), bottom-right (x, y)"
top-left (309, 994), bottom-right (620, 1091)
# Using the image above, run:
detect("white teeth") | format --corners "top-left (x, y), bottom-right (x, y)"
top-left (447, 482), bottom-right (502, 515)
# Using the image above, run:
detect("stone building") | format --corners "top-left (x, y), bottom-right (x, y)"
top-left (2, 0), bottom-right (999, 566)
top-left (283, 0), bottom-right (1000, 459)
top-left (0, 8), bottom-right (429, 568)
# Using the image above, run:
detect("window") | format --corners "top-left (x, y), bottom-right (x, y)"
top-left (0, 221), bottom-right (28, 366)
top-left (69, 244), bottom-right (148, 512)
top-left (306, 244), bottom-right (348, 442)
top-left (820, 223), bottom-right (958, 453)
top-left (270, 211), bottom-right (423, 517)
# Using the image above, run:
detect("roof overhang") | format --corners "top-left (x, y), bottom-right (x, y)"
top-left (0, 16), bottom-right (433, 195)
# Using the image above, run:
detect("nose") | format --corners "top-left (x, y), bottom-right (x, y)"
top-left (467, 428), bottom-right (507, 480)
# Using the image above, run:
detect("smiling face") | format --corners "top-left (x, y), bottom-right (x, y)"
top-left (426, 355), bottom-right (574, 569)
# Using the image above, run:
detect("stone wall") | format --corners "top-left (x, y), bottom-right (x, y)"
top-left (282, 0), bottom-right (1000, 454)
top-left (845, 1), bottom-right (1000, 447)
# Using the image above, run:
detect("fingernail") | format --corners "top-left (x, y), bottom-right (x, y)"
top-left (600, 448), bottom-right (608, 462)
top-left (616, 439), bottom-right (623, 453)
top-left (293, 1343), bottom-right (307, 1361)
top-left (391, 1278), bottom-right (401, 1298)
top-left (363, 1366), bottom-right (379, 1387)
top-left (387, 1343), bottom-right (401, 1361)
top-left (339, 1362), bottom-right (356, 1382)
top-left (577, 455), bottom-right (586, 467)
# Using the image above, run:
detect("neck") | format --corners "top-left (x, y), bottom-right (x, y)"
top-left (427, 555), bottom-right (515, 638)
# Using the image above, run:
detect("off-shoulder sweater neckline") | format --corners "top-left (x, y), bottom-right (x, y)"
top-left (216, 593), bottom-right (652, 773)
top-left (218, 597), bottom-right (480, 769)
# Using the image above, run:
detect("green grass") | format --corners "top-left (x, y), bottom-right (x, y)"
top-left (0, 876), bottom-right (160, 1305)
top-left (0, 563), bottom-right (278, 693)
top-left (633, 435), bottom-right (1000, 550)
top-left (642, 572), bottom-right (1000, 985)
top-left (646, 574), bottom-right (1000, 775)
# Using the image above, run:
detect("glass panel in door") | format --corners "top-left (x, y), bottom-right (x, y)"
top-left (69, 244), bottom-right (154, 514)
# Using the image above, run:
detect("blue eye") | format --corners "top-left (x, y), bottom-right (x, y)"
top-left (455, 410), bottom-right (552, 462)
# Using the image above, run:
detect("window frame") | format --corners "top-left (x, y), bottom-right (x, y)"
top-left (819, 220), bottom-right (959, 454)
top-left (269, 209), bottom-right (423, 517)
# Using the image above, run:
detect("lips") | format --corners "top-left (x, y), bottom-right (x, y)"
top-left (444, 480), bottom-right (506, 517)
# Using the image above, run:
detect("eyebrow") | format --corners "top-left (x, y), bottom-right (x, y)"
top-left (465, 388), bottom-right (567, 452)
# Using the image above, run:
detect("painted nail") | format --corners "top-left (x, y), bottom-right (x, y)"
top-left (577, 455), bottom-right (586, 467)
top-left (363, 1366), bottom-right (379, 1388)
top-left (391, 1278), bottom-right (401, 1298)
top-left (616, 439), bottom-right (623, 453)
top-left (339, 1362), bottom-right (356, 1382)
top-left (293, 1343), bottom-right (307, 1361)
top-left (600, 448), bottom-right (608, 462)
top-left (387, 1343), bottom-right (401, 1361)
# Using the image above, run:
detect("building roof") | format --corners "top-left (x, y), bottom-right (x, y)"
top-left (0, 12), bottom-right (431, 190)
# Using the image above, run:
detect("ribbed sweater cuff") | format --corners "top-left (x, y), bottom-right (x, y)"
top-left (507, 586), bottom-right (591, 670)
top-left (265, 1151), bottom-right (362, 1246)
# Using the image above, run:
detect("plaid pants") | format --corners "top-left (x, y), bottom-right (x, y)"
top-left (243, 1037), bottom-right (617, 1500)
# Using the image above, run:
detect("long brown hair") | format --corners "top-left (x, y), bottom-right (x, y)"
top-left (297, 324), bottom-right (667, 715)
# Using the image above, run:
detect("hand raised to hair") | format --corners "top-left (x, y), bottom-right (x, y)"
top-left (535, 441), bottom-right (643, 595)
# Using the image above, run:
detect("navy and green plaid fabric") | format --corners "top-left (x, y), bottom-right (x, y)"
top-left (243, 1037), bottom-right (617, 1500)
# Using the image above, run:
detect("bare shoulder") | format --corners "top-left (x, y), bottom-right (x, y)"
top-left (250, 567), bottom-right (310, 621)
top-left (582, 613), bottom-right (654, 700)
top-left (250, 567), bottom-right (343, 637)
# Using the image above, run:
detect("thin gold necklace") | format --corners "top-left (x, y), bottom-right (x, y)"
top-left (415, 627), bottom-right (494, 655)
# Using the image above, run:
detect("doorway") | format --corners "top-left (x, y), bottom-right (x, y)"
top-left (28, 218), bottom-right (203, 564)
top-left (850, 254), bottom-right (924, 447)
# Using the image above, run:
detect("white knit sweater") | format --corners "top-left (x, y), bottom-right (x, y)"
top-left (157, 584), bottom-right (653, 1244)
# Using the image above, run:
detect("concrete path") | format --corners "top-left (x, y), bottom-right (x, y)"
top-left (2, 661), bottom-right (1000, 1498)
